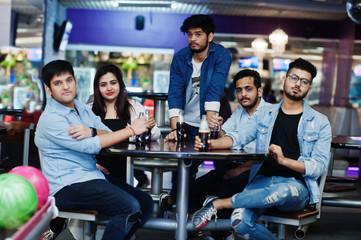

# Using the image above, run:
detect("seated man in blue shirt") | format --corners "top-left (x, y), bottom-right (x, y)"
top-left (192, 58), bottom-right (332, 240)
top-left (188, 69), bottom-right (271, 239)
top-left (35, 60), bottom-right (153, 240)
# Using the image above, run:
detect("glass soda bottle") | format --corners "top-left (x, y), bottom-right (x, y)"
top-left (177, 110), bottom-right (186, 142)
top-left (136, 112), bottom-right (146, 146)
top-left (145, 110), bottom-right (151, 143)
top-left (199, 115), bottom-right (210, 152)
top-left (210, 112), bottom-right (220, 139)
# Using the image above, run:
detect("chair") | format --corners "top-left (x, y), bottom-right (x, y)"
top-left (56, 209), bottom-right (108, 240)
top-left (0, 121), bottom-right (37, 173)
top-left (258, 161), bottom-right (329, 239)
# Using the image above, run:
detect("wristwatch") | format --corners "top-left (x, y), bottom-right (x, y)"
top-left (91, 127), bottom-right (97, 137)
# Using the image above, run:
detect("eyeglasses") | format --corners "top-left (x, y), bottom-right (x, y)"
top-left (287, 74), bottom-right (311, 87)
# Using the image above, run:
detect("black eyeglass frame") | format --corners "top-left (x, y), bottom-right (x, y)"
top-left (286, 74), bottom-right (311, 87)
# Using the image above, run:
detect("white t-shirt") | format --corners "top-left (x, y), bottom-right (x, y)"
top-left (184, 58), bottom-right (202, 127)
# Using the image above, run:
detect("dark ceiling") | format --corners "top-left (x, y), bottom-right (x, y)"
top-left (11, 0), bottom-right (356, 56)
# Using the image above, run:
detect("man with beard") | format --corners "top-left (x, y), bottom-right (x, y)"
top-left (187, 69), bottom-right (271, 240)
top-left (192, 58), bottom-right (332, 240)
top-left (159, 15), bottom-right (231, 217)
top-left (166, 14), bottom-right (231, 142)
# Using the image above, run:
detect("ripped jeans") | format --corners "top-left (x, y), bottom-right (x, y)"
top-left (230, 175), bottom-right (309, 240)
top-left (54, 175), bottom-right (153, 240)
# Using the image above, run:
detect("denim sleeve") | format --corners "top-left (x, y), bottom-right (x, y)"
top-left (226, 113), bottom-right (259, 149)
top-left (222, 109), bottom-right (241, 134)
top-left (300, 116), bottom-right (332, 179)
top-left (168, 54), bottom-right (186, 111)
top-left (41, 113), bottom-right (102, 154)
top-left (204, 48), bottom-right (232, 103)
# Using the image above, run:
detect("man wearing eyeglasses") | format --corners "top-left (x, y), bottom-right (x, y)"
top-left (192, 58), bottom-right (332, 240)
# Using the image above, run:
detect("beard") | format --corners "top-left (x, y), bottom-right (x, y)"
top-left (284, 87), bottom-right (308, 101)
top-left (190, 41), bottom-right (209, 54)
top-left (239, 96), bottom-right (259, 109)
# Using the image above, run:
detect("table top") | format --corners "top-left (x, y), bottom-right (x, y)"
top-left (331, 136), bottom-right (361, 149)
top-left (107, 139), bottom-right (272, 163)
top-left (128, 92), bottom-right (168, 100)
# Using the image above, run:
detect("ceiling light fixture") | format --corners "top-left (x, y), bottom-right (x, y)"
top-left (113, 1), bottom-right (174, 8)
top-left (269, 28), bottom-right (288, 56)
top-left (251, 38), bottom-right (268, 61)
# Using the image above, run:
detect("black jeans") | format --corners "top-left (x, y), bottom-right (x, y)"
top-left (53, 174), bottom-right (153, 240)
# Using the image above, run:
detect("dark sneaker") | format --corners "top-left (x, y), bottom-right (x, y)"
top-left (136, 178), bottom-right (150, 188)
top-left (157, 193), bottom-right (173, 218)
top-left (211, 231), bottom-right (234, 240)
top-left (192, 197), bottom-right (218, 229)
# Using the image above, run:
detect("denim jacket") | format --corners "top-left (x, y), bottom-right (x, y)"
top-left (168, 42), bottom-right (231, 119)
top-left (223, 98), bottom-right (271, 149)
top-left (226, 101), bottom-right (332, 204)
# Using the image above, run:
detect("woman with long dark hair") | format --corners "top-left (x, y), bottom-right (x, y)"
top-left (90, 64), bottom-right (160, 184)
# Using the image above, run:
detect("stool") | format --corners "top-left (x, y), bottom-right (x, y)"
top-left (259, 206), bottom-right (319, 240)
top-left (58, 209), bottom-right (109, 240)
top-left (324, 176), bottom-right (358, 198)
top-left (132, 158), bottom-right (178, 212)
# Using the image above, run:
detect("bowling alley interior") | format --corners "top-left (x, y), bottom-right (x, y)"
top-left (1, 0), bottom-right (361, 239)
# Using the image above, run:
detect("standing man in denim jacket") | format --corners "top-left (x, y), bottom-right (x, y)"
top-left (192, 58), bottom-right (331, 240)
top-left (166, 14), bottom-right (231, 141)
top-left (160, 15), bottom-right (231, 216)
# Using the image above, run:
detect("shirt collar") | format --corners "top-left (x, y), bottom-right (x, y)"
top-left (241, 97), bottom-right (266, 116)
top-left (48, 98), bottom-right (85, 116)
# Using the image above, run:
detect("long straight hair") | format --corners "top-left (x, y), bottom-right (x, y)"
top-left (92, 64), bottom-right (132, 124)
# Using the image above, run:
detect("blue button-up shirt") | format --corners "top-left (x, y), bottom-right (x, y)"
top-left (35, 98), bottom-right (111, 196)
top-left (226, 101), bottom-right (332, 204)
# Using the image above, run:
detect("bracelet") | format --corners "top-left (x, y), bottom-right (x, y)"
top-left (126, 127), bottom-right (134, 137)
top-left (171, 128), bottom-right (177, 132)
top-left (127, 126), bottom-right (136, 137)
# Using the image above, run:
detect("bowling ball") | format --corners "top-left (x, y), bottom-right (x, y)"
top-left (347, 0), bottom-right (361, 25)
top-left (9, 166), bottom-right (49, 209)
top-left (0, 173), bottom-right (38, 229)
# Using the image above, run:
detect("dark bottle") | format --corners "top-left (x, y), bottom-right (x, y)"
top-left (136, 112), bottom-right (146, 147)
top-left (144, 110), bottom-right (151, 143)
top-left (210, 112), bottom-right (220, 139)
top-left (177, 110), bottom-right (186, 142)
top-left (199, 115), bottom-right (210, 152)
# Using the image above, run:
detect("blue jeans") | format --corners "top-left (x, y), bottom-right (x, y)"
top-left (54, 174), bottom-right (153, 240)
top-left (230, 175), bottom-right (309, 240)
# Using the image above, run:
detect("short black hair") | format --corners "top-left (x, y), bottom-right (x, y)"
top-left (41, 60), bottom-right (74, 88)
top-left (233, 69), bottom-right (262, 89)
top-left (287, 58), bottom-right (317, 82)
top-left (180, 14), bottom-right (215, 35)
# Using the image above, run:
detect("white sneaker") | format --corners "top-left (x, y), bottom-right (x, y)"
top-left (39, 228), bottom-right (54, 240)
